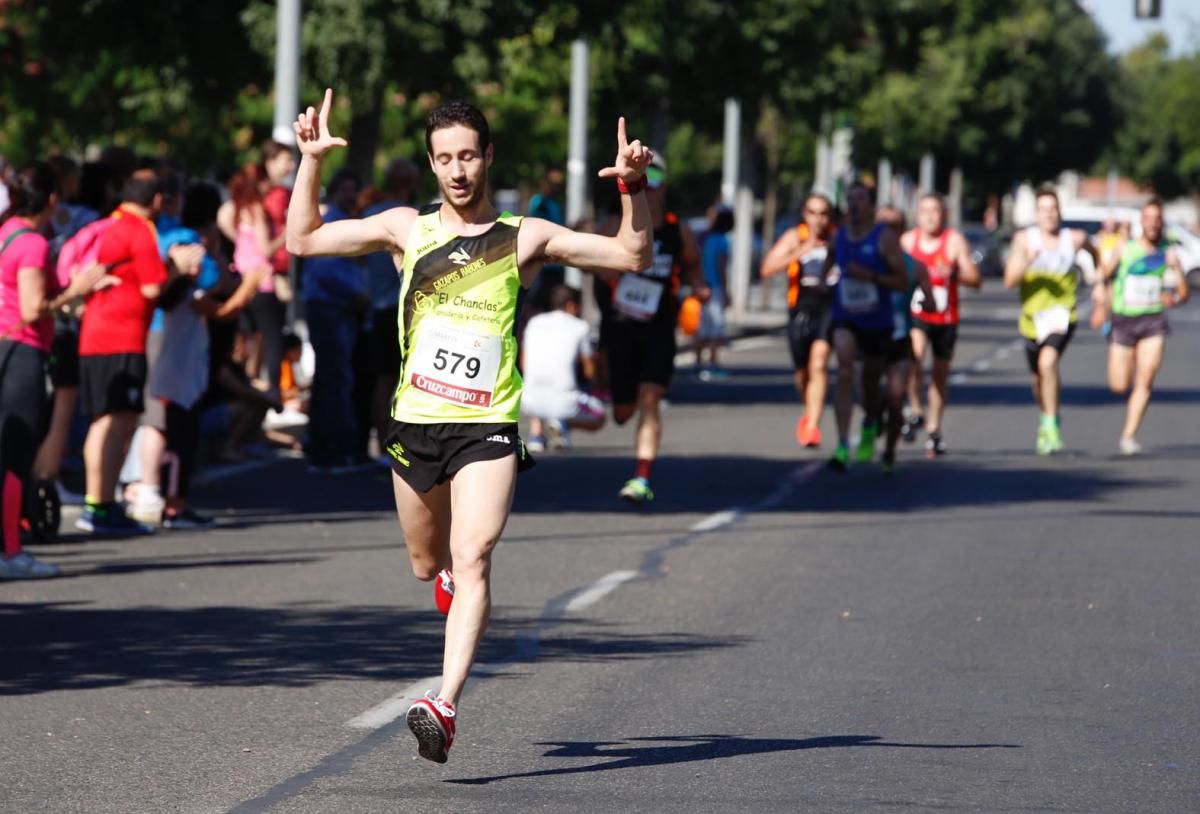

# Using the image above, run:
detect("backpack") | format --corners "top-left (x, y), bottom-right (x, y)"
top-left (55, 216), bottom-right (116, 289)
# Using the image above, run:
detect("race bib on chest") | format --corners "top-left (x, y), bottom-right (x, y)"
top-left (614, 274), bottom-right (665, 321)
top-left (1123, 275), bottom-right (1162, 309)
top-left (911, 284), bottom-right (949, 314)
top-left (409, 320), bottom-right (502, 407)
top-left (839, 277), bottom-right (880, 313)
top-left (1032, 305), bottom-right (1071, 343)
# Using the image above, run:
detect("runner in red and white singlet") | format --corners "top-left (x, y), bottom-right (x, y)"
top-left (901, 193), bottom-right (980, 456)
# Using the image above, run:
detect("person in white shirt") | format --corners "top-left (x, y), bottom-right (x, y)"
top-left (520, 285), bottom-right (606, 450)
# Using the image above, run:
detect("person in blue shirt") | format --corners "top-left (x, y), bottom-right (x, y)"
top-left (696, 206), bottom-right (732, 373)
top-left (300, 168), bottom-right (368, 471)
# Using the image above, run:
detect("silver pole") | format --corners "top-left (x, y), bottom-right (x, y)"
top-left (721, 98), bottom-right (741, 206)
top-left (565, 39), bottom-right (589, 290)
top-left (731, 183), bottom-right (754, 322)
top-left (272, 0), bottom-right (302, 146)
top-left (919, 152), bottom-right (936, 195)
top-left (877, 158), bottom-right (893, 207)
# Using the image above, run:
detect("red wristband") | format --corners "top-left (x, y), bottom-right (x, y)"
top-left (617, 175), bottom-right (647, 195)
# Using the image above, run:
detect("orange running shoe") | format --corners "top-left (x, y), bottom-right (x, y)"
top-left (795, 416), bottom-right (822, 448)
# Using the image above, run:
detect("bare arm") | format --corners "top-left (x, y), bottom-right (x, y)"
top-left (951, 232), bottom-right (982, 289)
top-left (521, 120), bottom-right (653, 286)
top-left (216, 201), bottom-right (237, 243)
top-left (285, 89), bottom-right (412, 258)
top-left (1167, 248), bottom-right (1190, 306)
top-left (760, 228), bottom-right (799, 278)
top-left (875, 228), bottom-right (909, 292)
top-left (1004, 231), bottom-right (1031, 289)
top-left (13, 263), bottom-right (116, 331)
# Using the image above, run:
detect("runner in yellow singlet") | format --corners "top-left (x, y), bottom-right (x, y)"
top-left (1003, 186), bottom-right (1097, 455)
top-left (287, 89), bottom-right (655, 764)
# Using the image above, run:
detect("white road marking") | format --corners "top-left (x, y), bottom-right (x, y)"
top-left (346, 676), bottom-right (440, 729)
top-left (689, 509), bottom-right (742, 532)
top-left (563, 570), bottom-right (641, 613)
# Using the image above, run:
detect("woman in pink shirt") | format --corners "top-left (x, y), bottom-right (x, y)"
top-left (0, 162), bottom-right (111, 579)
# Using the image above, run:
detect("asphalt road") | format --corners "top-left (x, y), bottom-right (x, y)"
top-left (3, 287), bottom-right (1199, 813)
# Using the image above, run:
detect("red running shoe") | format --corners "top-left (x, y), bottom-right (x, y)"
top-left (407, 691), bottom-right (456, 763)
top-left (434, 569), bottom-right (454, 615)
top-left (796, 415), bottom-right (822, 448)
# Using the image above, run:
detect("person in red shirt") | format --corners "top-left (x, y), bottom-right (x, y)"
top-left (77, 168), bottom-right (194, 536)
top-left (901, 193), bottom-right (982, 456)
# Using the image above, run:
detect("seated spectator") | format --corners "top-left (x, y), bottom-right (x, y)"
top-left (520, 285), bottom-right (606, 452)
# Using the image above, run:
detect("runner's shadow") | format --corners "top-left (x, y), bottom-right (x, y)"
top-left (446, 733), bottom-right (1020, 785)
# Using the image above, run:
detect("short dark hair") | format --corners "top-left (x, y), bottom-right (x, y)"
top-left (1035, 184), bottom-right (1060, 207)
top-left (425, 100), bottom-right (491, 156)
top-left (549, 284), bottom-right (580, 311)
top-left (848, 179), bottom-right (876, 204)
top-left (122, 168), bottom-right (161, 208)
top-left (1144, 196), bottom-right (1165, 212)
top-left (919, 192), bottom-right (946, 209)
top-left (261, 139), bottom-right (291, 162)
top-left (328, 167), bottom-right (362, 195)
top-left (711, 207), bottom-right (734, 233)
top-left (1, 161), bottom-right (58, 224)
top-left (181, 182), bottom-right (221, 230)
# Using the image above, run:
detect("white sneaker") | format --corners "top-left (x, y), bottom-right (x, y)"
top-left (129, 492), bottom-right (165, 525)
top-left (0, 552), bottom-right (60, 580)
top-left (1118, 437), bottom-right (1143, 456)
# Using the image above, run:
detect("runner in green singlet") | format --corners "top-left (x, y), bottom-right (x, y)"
top-left (287, 89), bottom-right (655, 764)
top-left (1098, 198), bottom-right (1189, 455)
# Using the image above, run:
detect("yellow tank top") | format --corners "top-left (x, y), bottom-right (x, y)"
top-left (1018, 227), bottom-right (1079, 341)
top-left (391, 206), bottom-right (524, 424)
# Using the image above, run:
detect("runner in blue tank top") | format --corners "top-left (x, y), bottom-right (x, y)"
top-left (820, 181), bottom-right (911, 471)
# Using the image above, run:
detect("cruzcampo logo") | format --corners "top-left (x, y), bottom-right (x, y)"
top-left (412, 290), bottom-right (433, 315)
top-left (386, 441), bottom-right (411, 467)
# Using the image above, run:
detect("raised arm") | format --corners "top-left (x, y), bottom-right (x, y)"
top-left (760, 227), bottom-right (799, 279)
top-left (286, 89), bottom-right (412, 258)
top-left (517, 117), bottom-right (653, 286)
top-left (1003, 230), bottom-right (1031, 289)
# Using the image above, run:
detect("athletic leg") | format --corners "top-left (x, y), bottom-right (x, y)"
top-left (1121, 335), bottom-right (1165, 443)
top-left (883, 361), bottom-right (909, 463)
top-left (928, 358), bottom-right (951, 435)
top-left (33, 387), bottom-right (77, 481)
top-left (391, 471), bottom-right (452, 582)
top-left (908, 328), bottom-right (928, 419)
top-left (83, 414), bottom-right (113, 502)
top-left (438, 455), bottom-right (517, 705)
top-left (1108, 342), bottom-right (1134, 396)
top-left (805, 338), bottom-right (831, 431)
top-left (1036, 345), bottom-right (1062, 419)
top-left (832, 328), bottom-right (857, 446)
top-left (634, 383), bottom-right (665, 463)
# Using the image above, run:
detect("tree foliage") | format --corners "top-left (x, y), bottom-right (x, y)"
top-left (5, 0), bottom-right (1198, 210)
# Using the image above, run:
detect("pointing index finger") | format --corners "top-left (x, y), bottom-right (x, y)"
top-left (617, 116), bottom-right (628, 150)
top-left (319, 88), bottom-right (333, 132)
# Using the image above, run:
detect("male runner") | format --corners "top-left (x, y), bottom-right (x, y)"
top-left (761, 193), bottom-right (835, 447)
top-left (823, 182), bottom-right (909, 471)
top-left (875, 207), bottom-right (935, 472)
top-left (1004, 187), bottom-right (1096, 455)
top-left (287, 90), bottom-right (653, 764)
top-left (598, 155), bottom-right (702, 505)
top-left (1099, 198), bottom-right (1189, 454)
top-left (901, 193), bottom-right (981, 456)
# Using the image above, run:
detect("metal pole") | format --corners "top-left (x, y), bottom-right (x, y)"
top-left (565, 39), bottom-right (589, 291)
top-left (919, 152), bottom-right (935, 195)
top-left (721, 98), bottom-right (741, 206)
top-left (877, 158), bottom-right (892, 207)
top-left (272, 0), bottom-right (302, 146)
top-left (948, 167), bottom-right (964, 228)
top-left (731, 183), bottom-right (754, 323)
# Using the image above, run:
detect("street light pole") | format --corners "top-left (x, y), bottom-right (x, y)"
top-left (272, 0), bottom-right (302, 147)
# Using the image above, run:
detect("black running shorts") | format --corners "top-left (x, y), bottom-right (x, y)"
top-left (79, 353), bottom-right (147, 416)
top-left (1023, 323), bottom-right (1076, 373)
top-left (911, 321), bottom-right (958, 361)
top-left (384, 421), bottom-right (534, 493)
top-left (787, 307), bottom-right (832, 370)
top-left (603, 320), bottom-right (676, 407)
top-left (831, 321), bottom-right (892, 359)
